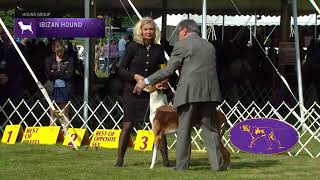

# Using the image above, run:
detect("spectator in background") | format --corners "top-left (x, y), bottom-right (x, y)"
top-left (0, 30), bottom-right (8, 104)
top-left (94, 43), bottom-right (104, 72)
top-left (0, 30), bottom-right (4, 59)
top-left (25, 39), bottom-right (48, 93)
top-left (126, 34), bottom-right (133, 46)
top-left (46, 38), bottom-right (56, 57)
top-left (0, 29), bottom-right (28, 105)
top-left (66, 41), bottom-right (78, 62)
top-left (45, 40), bottom-right (75, 128)
top-left (102, 39), bottom-right (119, 73)
top-left (118, 34), bottom-right (128, 66)
top-left (66, 41), bottom-right (83, 76)
top-left (304, 37), bottom-right (320, 101)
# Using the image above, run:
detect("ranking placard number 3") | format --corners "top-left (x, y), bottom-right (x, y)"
top-left (134, 130), bottom-right (154, 151)
top-left (1, 125), bottom-right (23, 144)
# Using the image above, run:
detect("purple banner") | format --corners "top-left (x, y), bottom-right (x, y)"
top-left (230, 118), bottom-right (299, 154)
top-left (15, 18), bottom-right (105, 38)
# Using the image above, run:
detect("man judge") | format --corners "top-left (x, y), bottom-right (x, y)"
top-left (133, 19), bottom-right (226, 171)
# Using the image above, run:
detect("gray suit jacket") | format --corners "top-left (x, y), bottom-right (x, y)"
top-left (147, 33), bottom-right (221, 107)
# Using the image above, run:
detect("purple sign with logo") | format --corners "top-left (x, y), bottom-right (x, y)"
top-left (15, 18), bottom-right (105, 38)
top-left (230, 118), bottom-right (299, 154)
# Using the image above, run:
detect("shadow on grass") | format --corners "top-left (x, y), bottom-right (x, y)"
top-left (231, 156), bottom-right (240, 159)
top-left (190, 158), bottom-right (279, 170)
top-left (130, 156), bottom-right (241, 167)
top-left (231, 159), bottom-right (279, 169)
top-left (129, 155), bottom-right (278, 170)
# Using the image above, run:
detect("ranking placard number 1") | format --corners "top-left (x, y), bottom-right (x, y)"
top-left (1, 125), bottom-right (23, 144)
top-left (134, 130), bottom-right (154, 151)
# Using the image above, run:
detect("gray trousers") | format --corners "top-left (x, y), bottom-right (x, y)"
top-left (176, 102), bottom-right (224, 171)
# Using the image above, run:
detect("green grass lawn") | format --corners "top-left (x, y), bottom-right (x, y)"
top-left (0, 143), bottom-right (319, 180)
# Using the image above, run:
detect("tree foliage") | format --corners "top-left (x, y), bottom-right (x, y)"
top-left (0, 9), bottom-right (15, 29)
top-left (121, 15), bottom-right (139, 27)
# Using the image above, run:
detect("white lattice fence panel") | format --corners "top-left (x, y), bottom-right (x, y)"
top-left (0, 99), bottom-right (53, 131)
top-left (1, 98), bottom-right (319, 158)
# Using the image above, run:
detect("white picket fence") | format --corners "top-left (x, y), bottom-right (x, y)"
top-left (1, 95), bottom-right (319, 158)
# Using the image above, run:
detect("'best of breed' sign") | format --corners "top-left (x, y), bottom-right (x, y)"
top-left (230, 118), bottom-right (299, 154)
top-left (21, 126), bottom-right (61, 145)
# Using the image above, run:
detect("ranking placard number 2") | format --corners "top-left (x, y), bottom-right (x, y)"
top-left (134, 130), bottom-right (154, 151)
top-left (1, 125), bottom-right (23, 144)
top-left (63, 128), bottom-right (88, 147)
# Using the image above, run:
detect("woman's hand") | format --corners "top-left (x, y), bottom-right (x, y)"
top-left (133, 79), bottom-right (146, 95)
top-left (134, 74), bottom-right (144, 82)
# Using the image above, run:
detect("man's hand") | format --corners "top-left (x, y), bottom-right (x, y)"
top-left (133, 79), bottom-right (146, 95)
top-left (154, 79), bottom-right (168, 90)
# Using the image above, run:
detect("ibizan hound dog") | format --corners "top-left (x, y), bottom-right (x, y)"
top-left (145, 85), bottom-right (230, 169)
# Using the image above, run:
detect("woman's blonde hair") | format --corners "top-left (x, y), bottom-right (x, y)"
top-left (133, 17), bottom-right (160, 45)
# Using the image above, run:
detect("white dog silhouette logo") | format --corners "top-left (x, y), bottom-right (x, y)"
top-left (17, 21), bottom-right (33, 34)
